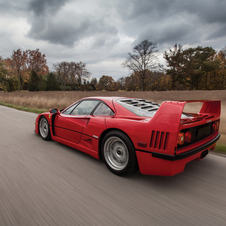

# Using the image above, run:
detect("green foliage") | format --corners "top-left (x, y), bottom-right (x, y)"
top-left (87, 85), bottom-right (93, 91)
top-left (38, 75), bottom-right (47, 91)
top-left (1, 44), bottom-right (226, 92)
top-left (164, 44), bottom-right (184, 90)
top-left (0, 62), bottom-right (7, 91)
top-left (65, 86), bottom-right (72, 91)
top-left (71, 85), bottom-right (78, 91)
top-left (5, 76), bottom-right (20, 92)
top-left (28, 70), bottom-right (40, 91)
top-left (90, 78), bottom-right (97, 90)
top-left (164, 45), bottom-right (220, 90)
top-left (182, 46), bottom-right (217, 90)
top-left (0, 62), bottom-right (19, 92)
top-left (46, 72), bottom-right (60, 91)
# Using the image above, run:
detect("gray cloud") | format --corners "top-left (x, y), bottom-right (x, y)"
top-left (23, 0), bottom-right (226, 49)
top-left (207, 24), bottom-right (226, 41)
top-left (25, 0), bottom-right (119, 47)
top-left (112, 0), bottom-right (226, 47)
top-left (1, 0), bottom-right (226, 80)
top-left (0, 2), bottom-right (12, 12)
top-left (27, 14), bottom-right (118, 47)
top-left (28, 0), bottom-right (70, 16)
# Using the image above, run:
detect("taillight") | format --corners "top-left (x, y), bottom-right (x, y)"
top-left (216, 121), bottom-right (219, 130)
top-left (185, 131), bottom-right (192, 143)
top-left (178, 132), bottom-right (185, 145)
top-left (212, 121), bottom-right (219, 132)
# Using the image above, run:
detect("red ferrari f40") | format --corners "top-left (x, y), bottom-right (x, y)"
top-left (35, 97), bottom-right (221, 176)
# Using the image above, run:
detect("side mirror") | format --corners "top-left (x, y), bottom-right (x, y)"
top-left (50, 108), bottom-right (59, 114)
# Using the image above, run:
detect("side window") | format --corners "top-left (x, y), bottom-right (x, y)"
top-left (71, 100), bottom-right (100, 115)
top-left (62, 103), bottom-right (78, 115)
top-left (93, 102), bottom-right (114, 116)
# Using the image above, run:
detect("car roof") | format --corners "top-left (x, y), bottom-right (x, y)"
top-left (81, 96), bottom-right (160, 118)
top-left (81, 96), bottom-right (123, 111)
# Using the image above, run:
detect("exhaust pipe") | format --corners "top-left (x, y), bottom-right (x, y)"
top-left (201, 150), bottom-right (209, 159)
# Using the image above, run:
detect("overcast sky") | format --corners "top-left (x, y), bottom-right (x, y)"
top-left (0, 0), bottom-right (226, 80)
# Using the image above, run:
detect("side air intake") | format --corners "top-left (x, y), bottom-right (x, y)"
top-left (150, 131), bottom-right (169, 150)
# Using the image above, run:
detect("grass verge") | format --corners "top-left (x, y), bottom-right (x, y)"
top-left (214, 143), bottom-right (226, 154)
top-left (0, 102), bottom-right (48, 114)
top-left (0, 101), bottom-right (225, 154)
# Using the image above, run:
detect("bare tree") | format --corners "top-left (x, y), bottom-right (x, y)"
top-left (69, 62), bottom-right (79, 85)
top-left (54, 61), bottom-right (91, 90)
top-left (76, 62), bottom-right (91, 86)
top-left (54, 62), bottom-right (70, 91)
top-left (123, 40), bottom-right (158, 90)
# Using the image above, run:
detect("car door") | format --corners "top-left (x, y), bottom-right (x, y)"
top-left (54, 100), bottom-right (100, 143)
top-left (82, 102), bottom-right (115, 138)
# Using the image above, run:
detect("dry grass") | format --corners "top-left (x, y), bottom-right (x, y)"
top-left (0, 90), bottom-right (226, 144)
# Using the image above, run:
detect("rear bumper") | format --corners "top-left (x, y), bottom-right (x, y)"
top-left (136, 133), bottom-right (220, 176)
top-left (152, 133), bottom-right (220, 161)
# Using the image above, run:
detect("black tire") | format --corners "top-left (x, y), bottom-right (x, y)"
top-left (39, 116), bottom-right (51, 141)
top-left (101, 130), bottom-right (137, 176)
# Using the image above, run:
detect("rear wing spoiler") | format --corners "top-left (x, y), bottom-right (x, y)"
top-left (199, 100), bottom-right (221, 116)
top-left (151, 100), bottom-right (221, 129)
top-left (149, 100), bottom-right (221, 154)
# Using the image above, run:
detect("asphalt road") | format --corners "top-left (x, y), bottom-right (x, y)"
top-left (0, 105), bottom-right (226, 226)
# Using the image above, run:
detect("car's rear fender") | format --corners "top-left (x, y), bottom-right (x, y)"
top-left (98, 128), bottom-right (136, 159)
top-left (148, 100), bottom-right (221, 156)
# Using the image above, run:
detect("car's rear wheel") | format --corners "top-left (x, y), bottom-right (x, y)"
top-left (101, 131), bottom-right (137, 176)
top-left (39, 116), bottom-right (51, 141)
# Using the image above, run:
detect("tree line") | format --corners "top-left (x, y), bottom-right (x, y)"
top-left (0, 41), bottom-right (226, 92)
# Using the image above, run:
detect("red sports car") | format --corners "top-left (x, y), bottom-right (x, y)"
top-left (35, 97), bottom-right (221, 176)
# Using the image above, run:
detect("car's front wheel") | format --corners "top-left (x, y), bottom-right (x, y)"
top-left (101, 131), bottom-right (137, 176)
top-left (39, 116), bottom-right (51, 141)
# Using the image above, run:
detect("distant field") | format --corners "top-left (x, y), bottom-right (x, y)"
top-left (0, 90), bottom-right (225, 144)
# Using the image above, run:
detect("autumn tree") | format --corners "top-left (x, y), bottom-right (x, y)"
top-left (11, 49), bottom-right (28, 91)
top-left (0, 60), bottom-right (7, 91)
top-left (116, 77), bottom-right (126, 90)
top-left (145, 71), bottom-right (170, 91)
top-left (27, 49), bottom-right (49, 75)
top-left (123, 70), bottom-right (169, 91)
top-left (123, 40), bottom-right (159, 91)
top-left (96, 75), bottom-right (115, 90)
top-left (208, 47), bottom-right (226, 89)
top-left (124, 73), bottom-right (140, 91)
top-left (9, 49), bottom-right (49, 90)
